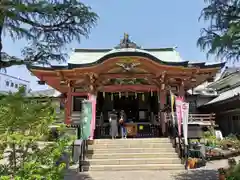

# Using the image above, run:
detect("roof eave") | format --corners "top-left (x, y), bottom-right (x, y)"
top-left (208, 73), bottom-right (239, 89)
top-left (200, 94), bottom-right (240, 108)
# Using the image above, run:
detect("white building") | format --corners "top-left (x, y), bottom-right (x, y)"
top-left (0, 72), bottom-right (30, 93)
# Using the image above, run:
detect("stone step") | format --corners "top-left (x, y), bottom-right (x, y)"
top-left (88, 147), bottom-right (176, 153)
top-left (84, 158), bottom-right (181, 165)
top-left (89, 143), bottom-right (173, 149)
top-left (86, 152), bottom-right (178, 159)
top-left (82, 164), bottom-right (184, 171)
top-left (92, 138), bottom-right (170, 144)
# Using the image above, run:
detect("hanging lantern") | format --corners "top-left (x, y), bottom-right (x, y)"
top-left (119, 92), bottom-right (121, 98)
top-left (151, 90), bottom-right (153, 97)
top-left (103, 92), bottom-right (105, 98)
top-left (126, 92), bottom-right (128, 98)
top-left (142, 93), bottom-right (145, 101)
top-left (111, 93), bottom-right (113, 101)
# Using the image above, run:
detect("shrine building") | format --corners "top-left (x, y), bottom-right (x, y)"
top-left (29, 34), bottom-right (225, 139)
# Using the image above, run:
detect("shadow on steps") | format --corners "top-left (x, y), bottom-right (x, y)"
top-left (64, 168), bottom-right (93, 180)
top-left (173, 169), bottom-right (218, 180)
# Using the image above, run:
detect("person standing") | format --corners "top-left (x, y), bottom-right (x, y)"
top-left (109, 109), bottom-right (118, 139)
top-left (119, 110), bottom-right (127, 139)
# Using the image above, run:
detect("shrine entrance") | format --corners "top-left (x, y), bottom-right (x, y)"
top-left (94, 91), bottom-right (162, 138)
top-left (29, 34), bottom-right (224, 140)
top-left (113, 94), bottom-right (139, 122)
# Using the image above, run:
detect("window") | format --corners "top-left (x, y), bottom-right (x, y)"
top-left (11, 82), bottom-right (14, 87)
top-left (19, 84), bottom-right (27, 89)
top-left (15, 84), bottom-right (18, 88)
top-left (5, 81), bottom-right (9, 86)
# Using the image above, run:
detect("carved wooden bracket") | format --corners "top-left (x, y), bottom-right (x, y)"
top-left (85, 73), bottom-right (99, 95)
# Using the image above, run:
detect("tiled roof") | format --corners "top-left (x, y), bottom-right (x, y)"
top-left (68, 48), bottom-right (184, 64)
top-left (221, 67), bottom-right (240, 78)
top-left (26, 89), bottom-right (61, 97)
top-left (205, 85), bottom-right (240, 105)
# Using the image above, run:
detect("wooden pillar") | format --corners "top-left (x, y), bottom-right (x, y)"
top-left (159, 89), bottom-right (167, 136)
top-left (179, 81), bottom-right (185, 99)
top-left (65, 85), bottom-right (73, 125)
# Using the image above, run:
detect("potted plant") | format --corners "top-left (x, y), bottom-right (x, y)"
top-left (187, 158), bottom-right (197, 169)
top-left (218, 168), bottom-right (226, 180)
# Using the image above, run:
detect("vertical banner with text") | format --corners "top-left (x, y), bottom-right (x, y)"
top-left (181, 102), bottom-right (189, 145)
top-left (88, 94), bottom-right (97, 140)
top-left (175, 97), bottom-right (183, 136)
top-left (81, 100), bottom-right (92, 140)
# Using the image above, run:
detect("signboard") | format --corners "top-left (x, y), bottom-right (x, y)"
top-left (80, 100), bottom-right (92, 140)
top-left (181, 102), bottom-right (189, 145)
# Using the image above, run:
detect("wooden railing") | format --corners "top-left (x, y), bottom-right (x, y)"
top-left (165, 113), bottom-right (215, 126)
top-left (94, 124), bottom-right (162, 138)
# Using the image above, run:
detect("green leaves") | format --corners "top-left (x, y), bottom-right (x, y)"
top-left (0, 89), bottom-right (74, 179)
top-left (0, 0), bottom-right (98, 68)
top-left (198, 0), bottom-right (240, 62)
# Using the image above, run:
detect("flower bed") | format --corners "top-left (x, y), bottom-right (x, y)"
top-left (206, 148), bottom-right (240, 161)
top-left (217, 158), bottom-right (240, 180)
top-left (204, 134), bottom-right (240, 160)
top-left (200, 132), bottom-right (240, 161)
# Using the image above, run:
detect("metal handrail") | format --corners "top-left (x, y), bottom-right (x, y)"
top-left (168, 121), bottom-right (188, 169)
top-left (78, 140), bottom-right (87, 172)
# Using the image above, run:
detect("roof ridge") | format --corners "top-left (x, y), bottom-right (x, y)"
top-left (74, 47), bottom-right (175, 53)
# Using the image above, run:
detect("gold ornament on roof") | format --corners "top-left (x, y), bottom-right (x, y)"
top-left (116, 62), bottom-right (140, 72)
top-left (115, 33), bottom-right (141, 49)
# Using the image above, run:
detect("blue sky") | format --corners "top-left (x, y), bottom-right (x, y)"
top-left (2, 0), bottom-right (225, 91)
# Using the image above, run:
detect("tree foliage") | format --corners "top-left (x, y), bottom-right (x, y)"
top-left (0, 88), bottom-right (74, 179)
top-left (198, 0), bottom-right (240, 62)
top-left (0, 0), bottom-right (98, 68)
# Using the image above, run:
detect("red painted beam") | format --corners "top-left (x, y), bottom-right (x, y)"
top-left (99, 73), bottom-right (154, 79)
top-left (71, 92), bottom-right (88, 96)
top-left (101, 85), bottom-right (158, 92)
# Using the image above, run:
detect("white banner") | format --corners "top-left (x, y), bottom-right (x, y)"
top-left (181, 102), bottom-right (189, 145)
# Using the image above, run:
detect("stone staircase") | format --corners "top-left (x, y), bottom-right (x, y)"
top-left (82, 138), bottom-right (184, 171)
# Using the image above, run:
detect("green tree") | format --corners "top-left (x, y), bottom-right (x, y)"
top-left (197, 0), bottom-right (240, 61)
top-left (0, 88), bottom-right (74, 179)
top-left (0, 0), bottom-right (98, 68)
